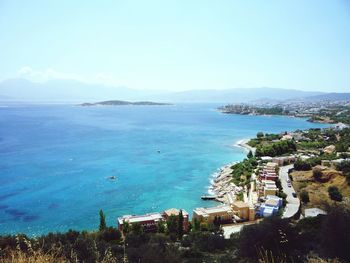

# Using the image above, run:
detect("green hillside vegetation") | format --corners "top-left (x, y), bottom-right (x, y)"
top-left (255, 140), bottom-right (297, 157)
top-left (1, 206), bottom-right (350, 262)
top-left (230, 157), bottom-right (258, 185)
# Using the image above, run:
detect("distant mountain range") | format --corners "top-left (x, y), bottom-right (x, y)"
top-left (80, 100), bottom-right (171, 106)
top-left (301, 93), bottom-right (350, 101)
top-left (0, 78), bottom-right (349, 103)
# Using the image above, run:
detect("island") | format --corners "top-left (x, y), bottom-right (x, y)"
top-left (79, 100), bottom-right (172, 106)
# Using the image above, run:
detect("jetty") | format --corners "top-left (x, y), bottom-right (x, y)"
top-left (201, 195), bottom-right (217, 200)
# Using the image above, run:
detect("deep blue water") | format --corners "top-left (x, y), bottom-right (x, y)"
top-left (0, 104), bottom-right (327, 235)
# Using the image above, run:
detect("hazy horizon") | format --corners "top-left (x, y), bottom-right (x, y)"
top-left (1, 1), bottom-right (350, 93)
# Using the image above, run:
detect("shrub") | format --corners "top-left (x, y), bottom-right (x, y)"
top-left (312, 167), bottom-right (323, 182)
top-left (294, 158), bottom-right (312, 171)
top-left (328, 186), bottom-right (343, 202)
top-left (255, 140), bottom-right (296, 157)
top-left (300, 191), bottom-right (310, 204)
top-left (336, 160), bottom-right (350, 185)
top-left (98, 227), bottom-right (121, 242)
top-left (257, 132), bottom-right (264, 139)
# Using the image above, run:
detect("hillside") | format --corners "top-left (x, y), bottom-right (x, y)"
top-left (0, 78), bottom-right (330, 103)
top-left (303, 93), bottom-right (350, 101)
top-left (291, 168), bottom-right (350, 211)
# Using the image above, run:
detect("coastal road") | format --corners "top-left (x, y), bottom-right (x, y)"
top-left (279, 164), bottom-right (300, 219)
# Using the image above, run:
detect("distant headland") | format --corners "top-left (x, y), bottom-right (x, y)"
top-left (79, 100), bottom-right (172, 106)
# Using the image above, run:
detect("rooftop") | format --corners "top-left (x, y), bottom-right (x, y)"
top-left (266, 195), bottom-right (281, 201)
top-left (118, 212), bottom-right (163, 224)
top-left (305, 208), bottom-right (327, 218)
top-left (193, 205), bottom-right (233, 216)
top-left (164, 208), bottom-right (189, 217)
top-left (265, 199), bottom-right (279, 207)
top-left (232, 201), bottom-right (249, 208)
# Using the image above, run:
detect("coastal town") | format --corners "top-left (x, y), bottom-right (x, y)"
top-left (218, 100), bottom-right (350, 125)
top-left (116, 121), bottom-right (350, 239)
top-left (2, 113), bottom-right (349, 263)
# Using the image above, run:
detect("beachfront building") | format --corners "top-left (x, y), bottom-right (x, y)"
top-left (272, 155), bottom-right (296, 166)
top-left (231, 201), bottom-right (250, 220)
top-left (259, 162), bottom-right (279, 181)
top-left (118, 212), bottom-right (163, 232)
top-left (163, 208), bottom-right (190, 232)
top-left (258, 195), bottom-right (282, 218)
top-left (193, 205), bottom-right (234, 224)
top-left (257, 180), bottom-right (278, 197)
top-left (118, 208), bottom-right (190, 233)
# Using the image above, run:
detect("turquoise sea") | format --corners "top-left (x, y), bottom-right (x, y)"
top-left (0, 104), bottom-right (327, 235)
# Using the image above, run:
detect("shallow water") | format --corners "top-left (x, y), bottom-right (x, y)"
top-left (0, 103), bottom-right (327, 235)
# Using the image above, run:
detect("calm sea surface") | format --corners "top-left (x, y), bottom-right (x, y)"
top-left (0, 104), bottom-right (327, 235)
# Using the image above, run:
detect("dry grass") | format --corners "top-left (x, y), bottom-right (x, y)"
top-left (0, 234), bottom-right (120, 263)
top-left (0, 249), bottom-right (68, 263)
top-left (257, 248), bottom-right (288, 263)
top-left (306, 256), bottom-right (343, 263)
top-left (291, 168), bottom-right (350, 210)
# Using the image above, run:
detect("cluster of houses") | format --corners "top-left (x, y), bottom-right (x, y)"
top-left (117, 161), bottom-right (287, 233)
top-left (255, 162), bottom-right (283, 217)
top-left (117, 202), bottom-right (257, 234)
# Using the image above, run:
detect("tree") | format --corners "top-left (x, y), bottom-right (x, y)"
top-left (99, 209), bottom-right (107, 231)
top-left (122, 220), bottom-right (130, 236)
top-left (335, 142), bottom-right (349, 153)
top-left (320, 206), bottom-right (350, 261)
top-left (131, 222), bottom-right (144, 235)
top-left (157, 221), bottom-right (166, 233)
top-left (238, 216), bottom-right (297, 261)
top-left (99, 227), bottom-right (121, 242)
top-left (192, 218), bottom-right (200, 232)
top-left (300, 191), bottom-right (309, 204)
top-left (294, 158), bottom-right (312, 171)
top-left (166, 215), bottom-right (178, 235)
top-left (213, 216), bottom-right (221, 232)
top-left (257, 132), bottom-right (264, 139)
top-left (336, 160), bottom-right (350, 185)
top-left (178, 210), bottom-right (184, 239)
top-left (328, 186), bottom-right (343, 202)
top-left (312, 167), bottom-right (323, 182)
top-left (247, 150), bottom-right (253, 158)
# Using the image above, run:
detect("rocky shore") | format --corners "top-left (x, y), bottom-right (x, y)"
top-left (209, 163), bottom-right (243, 204)
top-left (208, 139), bottom-right (255, 204)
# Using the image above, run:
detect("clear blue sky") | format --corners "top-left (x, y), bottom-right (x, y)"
top-left (0, 0), bottom-right (349, 92)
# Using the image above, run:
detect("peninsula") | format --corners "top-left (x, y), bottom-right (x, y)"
top-left (79, 100), bottom-right (172, 106)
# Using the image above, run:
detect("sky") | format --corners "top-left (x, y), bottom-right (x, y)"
top-left (0, 0), bottom-right (349, 92)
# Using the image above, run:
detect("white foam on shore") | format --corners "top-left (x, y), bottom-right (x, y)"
top-left (233, 138), bottom-right (250, 150)
top-left (207, 186), bottom-right (215, 195)
top-left (206, 162), bottom-right (237, 195)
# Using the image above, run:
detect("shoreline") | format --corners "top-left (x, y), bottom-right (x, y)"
top-left (234, 138), bottom-right (255, 154)
top-left (218, 109), bottom-right (338, 125)
top-left (208, 138), bottom-right (256, 204)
